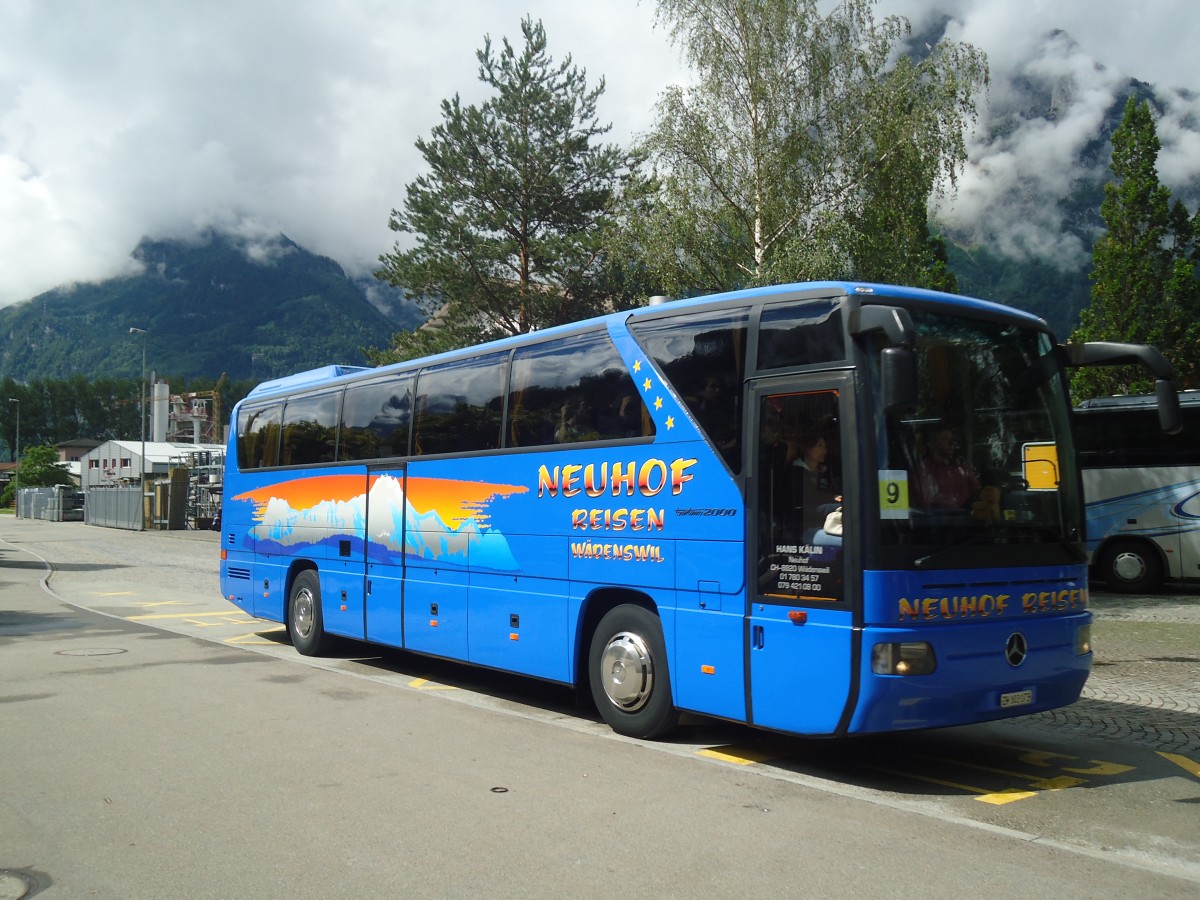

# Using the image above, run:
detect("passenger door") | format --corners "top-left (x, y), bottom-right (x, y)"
top-left (747, 374), bottom-right (856, 735)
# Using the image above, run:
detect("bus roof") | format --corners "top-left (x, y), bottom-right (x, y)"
top-left (1076, 389), bottom-right (1200, 410)
top-left (248, 365), bottom-right (373, 397)
top-left (243, 281), bottom-right (1047, 399)
top-left (626, 280), bottom-right (1043, 326)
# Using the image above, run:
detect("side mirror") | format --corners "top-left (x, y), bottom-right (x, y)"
top-left (850, 304), bottom-right (918, 416)
top-left (1064, 341), bottom-right (1182, 434)
top-left (1156, 379), bottom-right (1182, 434)
top-left (880, 346), bottom-right (917, 415)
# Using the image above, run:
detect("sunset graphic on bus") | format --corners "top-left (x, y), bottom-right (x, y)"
top-left (232, 473), bottom-right (528, 569)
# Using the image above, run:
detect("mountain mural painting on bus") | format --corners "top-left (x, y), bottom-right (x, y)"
top-left (232, 473), bottom-right (528, 570)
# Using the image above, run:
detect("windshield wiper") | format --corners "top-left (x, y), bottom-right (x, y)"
top-left (914, 525), bottom-right (1085, 569)
top-left (914, 535), bottom-right (995, 569)
top-left (1003, 523), bottom-right (1087, 562)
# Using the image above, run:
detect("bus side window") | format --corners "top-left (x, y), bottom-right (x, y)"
top-left (630, 307), bottom-right (748, 471)
top-left (757, 299), bottom-right (845, 370)
top-left (413, 353), bottom-right (507, 456)
top-left (238, 403), bottom-right (282, 470)
top-left (340, 377), bottom-right (412, 461)
top-left (1072, 412), bottom-right (1107, 467)
top-left (507, 332), bottom-right (650, 448)
top-left (280, 391), bottom-right (340, 466)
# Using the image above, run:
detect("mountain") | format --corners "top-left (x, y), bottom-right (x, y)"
top-left (934, 75), bottom-right (1146, 340)
top-left (0, 232), bottom-right (424, 383)
top-left (922, 20), bottom-right (1188, 339)
top-left (4, 27), bottom-right (1196, 376)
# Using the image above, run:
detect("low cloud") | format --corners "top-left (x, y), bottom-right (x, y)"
top-left (0, 1), bottom-right (677, 308)
top-left (898, 0), bottom-right (1200, 268)
top-left (3, 1), bottom-right (1200, 306)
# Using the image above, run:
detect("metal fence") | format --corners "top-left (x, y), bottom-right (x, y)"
top-left (84, 484), bottom-right (146, 530)
top-left (15, 486), bottom-right (85, 522)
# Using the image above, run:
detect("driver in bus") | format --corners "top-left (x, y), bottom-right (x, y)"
top-left (913, 423), bottom-right (1001, 522)
top-left (914, 424), bottom-right (978, 509)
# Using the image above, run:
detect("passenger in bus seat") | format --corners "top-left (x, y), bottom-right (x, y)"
top-left (792, 430), bottom-right (841, 541)
top-left (606, 393), bottom-right (643, 438)
top-left (687, 375), bottom-right (739, 464)
top-left (758, 413), bottom-right (791, 537)
top-left (556, 395), bottom-right (599, 442)
top-left (913, 423), bottom-right (982, 511)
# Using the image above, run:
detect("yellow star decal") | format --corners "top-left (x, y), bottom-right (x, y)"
top-left (642, 377), bottom-right (652, 392)
top-left (632, 360), bottom-right (642, 373)
top-left (666, 415), bottom-right (675, 429)
top-left (654, 397), bottom-right (663, 410)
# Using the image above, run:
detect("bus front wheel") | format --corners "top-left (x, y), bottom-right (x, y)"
top-left (288, 570), bottom-right (332, 656)
top-left (588, 605), bottom-right (679, 740)
top-left (1099, 540), bottom-right (1163, 593)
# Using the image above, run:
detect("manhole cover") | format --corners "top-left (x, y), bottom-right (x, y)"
top-left (56, 648), bottom-right (127, 657)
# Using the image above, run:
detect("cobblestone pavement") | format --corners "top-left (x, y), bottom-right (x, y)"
top-left (1023, 589), bottom-right (1200, 752)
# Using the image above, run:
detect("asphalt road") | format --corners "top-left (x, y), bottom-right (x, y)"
top-left (2, 517), bottom-right (1198, 898)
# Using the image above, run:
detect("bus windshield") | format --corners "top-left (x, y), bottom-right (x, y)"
top-left (875, 309), bottom-right (1082, 568)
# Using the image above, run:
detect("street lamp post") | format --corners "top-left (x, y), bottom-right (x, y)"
top-left (7, 397), bottom-right (18, 514)
top-left (129, 327), bottom-right (147, 485)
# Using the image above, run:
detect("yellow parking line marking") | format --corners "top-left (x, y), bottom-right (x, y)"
top-left (697, 745), bottom-right (782, 765)
top-left (975, 789), bottom-right (1040, 805)
top-left (92, 591), bottom-right (136, 597)
top-left (922, 755), bottom-right (1086, 790)
top-left (409, 678), bottom-right (458, 691)
top-left (187, 618), bottom-right (259, 627)
top-left (226, 628), bottom-right (285, 645)
top-left (132, 600), bottom-right (185, 608)
top-left (1160, 752), bottom-right (1200, 780)
top-left (867, 765), bottom-right (1035, 805)
top-left (127, 611), bottom-right (250, 620)
top-left (1003, 745), bottom-right (1134, 776)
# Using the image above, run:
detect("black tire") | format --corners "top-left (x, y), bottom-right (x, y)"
top-left (1099, 540), bottom-right (1163, 593)
top-left (588, 604), bottom-right (678, 739)
top-left (288, 569), bottom-right (332, 656)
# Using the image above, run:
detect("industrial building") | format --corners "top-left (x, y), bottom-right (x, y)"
top-left (76, 379), bottom-right (226, 531)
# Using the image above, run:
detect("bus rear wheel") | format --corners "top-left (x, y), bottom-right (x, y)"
top-left (288, 570), bottom-right (332, 656)
top-left (588, 605), bottom-right (678, 740)
top-left (1099, 540), bottom-right (1163, 593)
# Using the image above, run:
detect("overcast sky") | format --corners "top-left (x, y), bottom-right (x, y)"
top-left (3, 0), bottom-right (1200, 308)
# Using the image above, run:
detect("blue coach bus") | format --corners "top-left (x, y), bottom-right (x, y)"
top-left (219, 282), bottom-right (1179, 739)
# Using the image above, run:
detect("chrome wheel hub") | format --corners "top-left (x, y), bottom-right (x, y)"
top-left (293, 588), bottom-right (315, 638)
top-left (1112, 551), bottom-right (1146, 583)
top-left (599, 631), bottom-right (653, 712)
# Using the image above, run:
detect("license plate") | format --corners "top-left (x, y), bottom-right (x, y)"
top-left (1000, 689), bottom-right (1033, 708)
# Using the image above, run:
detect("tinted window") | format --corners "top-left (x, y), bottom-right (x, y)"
top-left (508, 331), bottom-right (651, 447)
top-left (757, 299), bottom-right (845, 370)
top-left (414, 354), bottom-right (507, 455)
top-left (630, 309), bottom-right (748, 470)
top-left (1074, 405), bottom-right (1200, 467)
top-left (875, 313), bottom-right (1081, 563)
top-left (281, 392), bottom-right (340, 466)
top-left (340, 376), bottom-right (413, 460)
top-left (237, 403), bottom-right (282, 470)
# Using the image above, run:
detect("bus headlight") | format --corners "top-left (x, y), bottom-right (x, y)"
top-left (871, 642), bottom-right (936, 676)
top-left (1075, 624), bottom-right (1092, 656)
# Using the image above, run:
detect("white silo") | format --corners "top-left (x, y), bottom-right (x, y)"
top-left (151, 379), bottom-right (169, 443)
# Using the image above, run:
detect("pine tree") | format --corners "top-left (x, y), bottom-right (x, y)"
top-left (373, 18), bottom-right (638, 362)
top-left (1073, 98), bottom-right (1200, 397)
